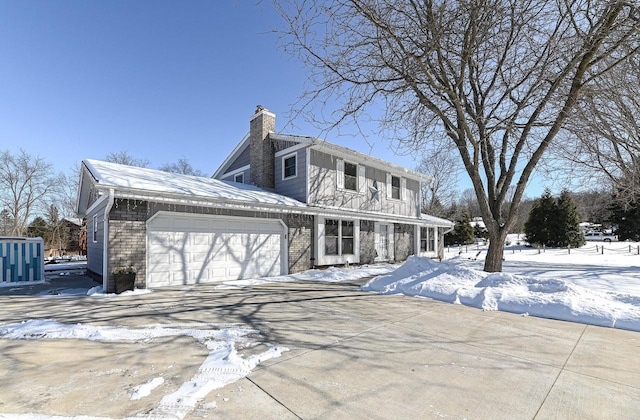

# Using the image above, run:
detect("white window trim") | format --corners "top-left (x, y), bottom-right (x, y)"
top-left (234, 173), bottom-right (244, 183)
top-left (387, 174), bottom-right (405, 201)
top-left (92, 214), bottom-right (98, 243)
top-left (315, 216), bottom-right (360, 265)
top-left (282, 152), bottom-right (297, 180)
top-left (337, 159), bottom-right (361, 193)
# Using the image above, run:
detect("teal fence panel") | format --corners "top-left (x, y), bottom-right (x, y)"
top-left (0, 237), bottom-right (44, 283)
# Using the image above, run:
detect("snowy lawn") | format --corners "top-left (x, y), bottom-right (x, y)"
top-left (364, 236), bottom-right (640, 332)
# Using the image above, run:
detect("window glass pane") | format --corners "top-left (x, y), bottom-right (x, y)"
top-left (325, 219), bottom-right (339, 255)
top-left (235, 173), bottom-right (244, 183)
top-left (420, 227), bottom-right (427, 252)
top-left (342, 237), bottom-right (354, 255)
top-left (344, 162), bottom-right (357, 191)
top-left (284, 155), bottom-right (296, 178)
top-left (325, 219), bottom-right (339, 236)
top-left (392, 176), bottom-right (400, 199)
top-left (342, 220), bottom-right (354, 236)
top-left (325, 237), bottom-right (338, 255)
top-left (341, 220), bottom-right (354, 255)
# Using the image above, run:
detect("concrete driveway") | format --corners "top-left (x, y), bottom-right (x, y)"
top-left (0, 276), bottom-right (638, 419)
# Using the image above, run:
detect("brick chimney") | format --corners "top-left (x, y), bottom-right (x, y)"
top-left (249, 106), bottom-right (276, 189)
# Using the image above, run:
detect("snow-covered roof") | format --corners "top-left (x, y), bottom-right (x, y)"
top-left (82, 159), bottom-right (307, 209)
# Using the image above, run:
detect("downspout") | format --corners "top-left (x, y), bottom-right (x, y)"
top-left (102, 189), bottom-right (115, 291)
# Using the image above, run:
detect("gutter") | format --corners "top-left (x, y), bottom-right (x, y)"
top-left (104, 186), bottom-right (452, 227)
top-left (102, 189), bottom-right (115, 291)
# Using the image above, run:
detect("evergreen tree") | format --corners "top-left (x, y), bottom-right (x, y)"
top-left (26, 217), bottom-right (48, 239)
top-left (609, 200), bottom-right (640, 241)
top-left (524, 189), bottom-right (556, 246)
top-left (445, 212), bottom-right (474, 246)
top-left (554, 190), bottom-right (585, 247)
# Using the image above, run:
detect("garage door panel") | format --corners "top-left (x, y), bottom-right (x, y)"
top-left (147, 214), bottom-right (284, 287)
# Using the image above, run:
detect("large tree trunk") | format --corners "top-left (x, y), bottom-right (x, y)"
top-left (484, 228), bottom-right (508, 272)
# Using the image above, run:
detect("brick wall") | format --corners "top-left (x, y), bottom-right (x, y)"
top-left (286, 213), bottom-right (314, 272)
top-left (249, 110), bottom-right (276, 189)
top-left (108, 199), bottom-right (147, 292)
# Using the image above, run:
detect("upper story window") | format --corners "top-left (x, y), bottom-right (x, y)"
top-left (391, 176), bottom-right (401, 199)
top-left (387, 173), bottom-right (405, 201)
top-left (344, 162), bottom-right (357, 191)
top-left (283, 153), bottom-right (297, 179)
top-left (234, 173), bottom-right (244, 183)
top-left (92, 215), bottom-right (98, 243)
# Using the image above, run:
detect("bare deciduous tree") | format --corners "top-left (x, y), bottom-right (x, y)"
top-left (0, 149), bottom-right (61, 236)
top-left (56, 163), bottom-right (82, 219)
top-left (277, 0), bottom-right (640, 271)
top-left (105, 150), bottom-right (150, 168)
top-left (416, 147), bottom-right (459, 217)
top-left (560, 56), bottom-right (640, 202)
top-left (159, 157), bottom-right (207, 177)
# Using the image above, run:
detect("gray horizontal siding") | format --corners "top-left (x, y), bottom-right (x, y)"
top-left (275, 149), bottom-right (307, 202)
top-left (86, 197), bottom-right (108, 276)
top-left (226, 144), bottom-right (250, 172)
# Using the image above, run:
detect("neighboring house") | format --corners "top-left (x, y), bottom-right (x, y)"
top-left (77, 107), bottom-right (453, 292)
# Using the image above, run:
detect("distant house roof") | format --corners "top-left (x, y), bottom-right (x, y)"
top-left (77, 159), bottom-right (307, 217)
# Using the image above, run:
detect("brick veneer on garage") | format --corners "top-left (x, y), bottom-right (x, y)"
top-left (107, 199), bottom-right (314, 291)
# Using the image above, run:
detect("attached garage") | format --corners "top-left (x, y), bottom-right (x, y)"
top-left (147, 212), bottom-right (287, 287)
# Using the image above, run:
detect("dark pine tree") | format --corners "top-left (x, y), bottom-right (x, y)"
top-left (609, 199), bottom-right (640, 241)
top-left (555, 190), bottom-right (585, 247)
top-left (524, 189), bottom-right (556, 247)
top-left (445, 212), bottom-right (475, 246)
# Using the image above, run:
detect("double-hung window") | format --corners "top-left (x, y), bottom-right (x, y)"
top-left (283, 153), bottom-right (297, 179)
top-left (420, 227), bottom-right (435, 252)
top-left (324, 219), bottom-right (355, 256)
top-left (391, 176), bottom-right (401, 199)
top-left (344, 162), bottom-right (357, 191)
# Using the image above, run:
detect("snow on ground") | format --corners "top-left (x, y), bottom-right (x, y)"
top-left (365, 237), bottom-right (640, 332)
top-left (0, 319), bottom-right (288, 419)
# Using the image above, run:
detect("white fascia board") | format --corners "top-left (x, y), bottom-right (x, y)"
top-left (84, 193), bottom-right (109, 217)
top-left (218, 164), bottom-right (250, 180)
top-left (212, 133), bottom-right (250, 179)
top-left (310, 140), bottom-right (430, 182)
top-left (274, 142), bottom-right (311, 158)
top-left (270, 133), bottom-right (315, 144)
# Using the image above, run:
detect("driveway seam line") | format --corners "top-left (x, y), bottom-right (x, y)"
top-left (246, 377), bottom-right (303, 419)
top-left (533, 324), bottom-right (588, 419)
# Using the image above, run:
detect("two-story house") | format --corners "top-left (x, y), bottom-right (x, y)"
top-left (77, 107), bottom-right (453, 292)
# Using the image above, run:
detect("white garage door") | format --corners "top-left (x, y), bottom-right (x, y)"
top-left (147, 212), bottom-right (286, 287)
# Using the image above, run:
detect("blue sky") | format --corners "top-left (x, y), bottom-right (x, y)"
top-left (0, 1), bottom-right (548, 197)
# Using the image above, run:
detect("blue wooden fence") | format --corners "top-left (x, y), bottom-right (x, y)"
top-left (0, 237), bottom-right (44, 283)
